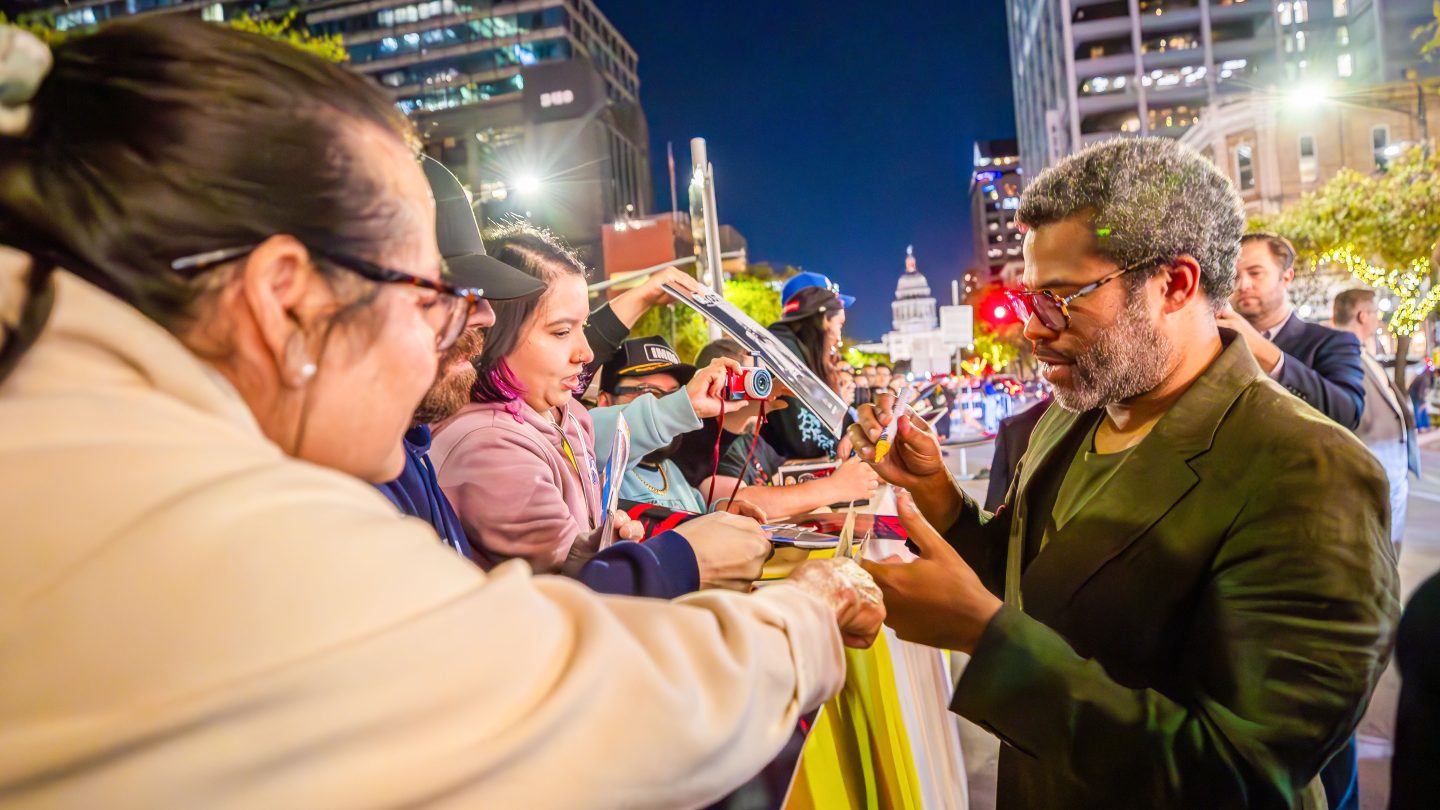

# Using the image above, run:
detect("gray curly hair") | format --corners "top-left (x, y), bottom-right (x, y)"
top-left (1016, 137), bottom-right (1245, 308)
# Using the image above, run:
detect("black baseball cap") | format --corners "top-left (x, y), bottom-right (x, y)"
top-left (777, 285), bottom-right (844, 322)
top-left (422, 155), bottom-right (545, 301)
top-left (600, 336), bottom-right (697, 394)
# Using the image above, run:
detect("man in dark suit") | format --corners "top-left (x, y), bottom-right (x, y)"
top-left (849, 137), bottom-right (1398, 809)
top-left (983, 398), bottom-right (1051, 512)
top-left (1220, 234), bottom-right (1371, 809)
top-left (1216, 233), bottom-right (1366, 429)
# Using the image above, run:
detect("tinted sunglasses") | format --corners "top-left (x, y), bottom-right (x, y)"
top-left (1004, 258), bottom-right (1164, 331)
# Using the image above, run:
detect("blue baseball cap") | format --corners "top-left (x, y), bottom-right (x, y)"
top-left (781, 272), bottom-right (856, 310)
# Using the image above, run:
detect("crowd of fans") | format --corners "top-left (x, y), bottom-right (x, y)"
top-left (0, 16), bottom-right (1436, 810)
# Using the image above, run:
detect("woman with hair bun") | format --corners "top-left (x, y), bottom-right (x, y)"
top-left (0, 17), bottom-right (881, 808)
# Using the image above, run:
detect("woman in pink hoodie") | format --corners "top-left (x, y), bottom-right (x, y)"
top-left (430, 225), bottom-right (601, 572)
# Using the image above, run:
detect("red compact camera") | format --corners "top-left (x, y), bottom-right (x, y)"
top-left (724, 366), bottom-right (774, 401)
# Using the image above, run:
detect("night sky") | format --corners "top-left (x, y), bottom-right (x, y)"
top-left (602, 1), bottom-right (1016, 340)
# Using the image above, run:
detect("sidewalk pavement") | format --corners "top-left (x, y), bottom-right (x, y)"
top-left (1357, 441), bottom-right (1440, 810)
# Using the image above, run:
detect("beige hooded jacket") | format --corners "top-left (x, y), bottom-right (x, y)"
top-left (0, 260), bottom-right (844, 809)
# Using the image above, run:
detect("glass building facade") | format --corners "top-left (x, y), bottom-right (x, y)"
top-left (1005, 0), bottom-right (1399, 176)
top-left (42, 0), bottom-right (654, 263)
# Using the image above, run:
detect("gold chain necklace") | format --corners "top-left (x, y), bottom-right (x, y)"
top-left (634, 463), bottom-right (669, 495)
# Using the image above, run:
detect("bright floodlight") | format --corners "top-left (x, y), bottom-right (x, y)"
top-left (1286, 82), bottom-right (1330, 109)
top-left (513, 174), bottom-right (542, 195)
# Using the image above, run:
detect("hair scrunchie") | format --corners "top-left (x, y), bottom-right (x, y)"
top-left (0, 27), bottom-right (52, 138)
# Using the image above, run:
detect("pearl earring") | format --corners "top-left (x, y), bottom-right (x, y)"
top-left (300, 362), bottom-right (317, 380)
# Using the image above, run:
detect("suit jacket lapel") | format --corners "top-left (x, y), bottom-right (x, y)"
top-left (1386, 372), bottom-right (1417, 432)
top-left (1268, 310), bottom-right (1302, 352)
top-left (1012, 403), bottom-right (1084, 509)
top-left (1016, 332), bottom-right (1260, 623)
top-left (1005, 405), bottom-right (1090, 605)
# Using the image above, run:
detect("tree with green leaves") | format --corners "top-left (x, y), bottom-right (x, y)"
top-left (1417, 2), bottom-right (1440, 59)
top-left (225, 10), bottom-right (347, 63)
top-left (0, 8), bottom-right (346, 63)
top-left (965, 322), bottom-right (1020, 376)
top-left (1256, 145), bottom-right (1439, 389)
top-left (842, 344), bottom-right (890, 369)
top-left (627, 271), bottom-right (786, 364)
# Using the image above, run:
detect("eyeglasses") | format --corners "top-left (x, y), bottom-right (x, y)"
top-left (1004, 258), bottom-right (1164, 331)
top-left (613, 384), bottom-right (680, 399)
top-left (171, 244), bottom-right (483, 352)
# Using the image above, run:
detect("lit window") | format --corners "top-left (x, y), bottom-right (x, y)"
top-left (1338, 52), bottom-right (1353, 77)
top-left (1294, 31), bottom-right (1306, 52)
top-left (1299, 135), bottom-right (1317, 184)
top-left (1337, 25), bottom-right (1349, 46)
top-left (1278, 2), bottom-right (1292, 25)
top-left (1333, 0), bottom-right (1348, 16)
top-left (1236, 143), bottom-right (1255, 191)
top-left (1294, 0), bottom-right (1309, 22)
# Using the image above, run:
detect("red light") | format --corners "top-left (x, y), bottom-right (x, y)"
top-left (976, 285), bottom-right (1020, 328)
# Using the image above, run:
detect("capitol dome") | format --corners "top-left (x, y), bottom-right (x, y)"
top-left (895, 270), bottom-right (933, 300)
top-left (891, 246), bottom-right (937, 333)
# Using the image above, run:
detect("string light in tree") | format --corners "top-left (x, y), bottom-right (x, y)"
top-left (1317, 246), bottom-right (1435, 336)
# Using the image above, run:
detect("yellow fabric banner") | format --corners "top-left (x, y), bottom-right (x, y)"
top-left (784, 623), bottom-right (925, 809)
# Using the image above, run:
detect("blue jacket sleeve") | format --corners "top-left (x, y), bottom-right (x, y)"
top-left (576, 531), bottom-right (700, 598)
top-left (1274, 330), bottom-right (1365, 429)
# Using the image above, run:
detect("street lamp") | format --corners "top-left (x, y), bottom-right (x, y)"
top-left (1285, 81), bottom-right (1332, 110)
top-left (1281, 78), bottom-right (1431, 159)
top-left (513, 174), bottom-right (542, 195)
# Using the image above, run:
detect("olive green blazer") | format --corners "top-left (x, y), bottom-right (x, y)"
top-left (944, 333), bottom-right (1399, 809)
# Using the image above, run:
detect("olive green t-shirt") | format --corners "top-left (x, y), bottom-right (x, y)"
top-left (1043, 421), bottom-right (1137, 549)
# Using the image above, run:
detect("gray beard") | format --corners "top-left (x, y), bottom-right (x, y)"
top-left (1043, 290), bottom-right (1173, 413)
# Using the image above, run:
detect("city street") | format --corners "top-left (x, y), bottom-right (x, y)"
top-left (942, 429), bottom-right (1440, 810)
top-left (1358, 437), bottom-right (1440, 810)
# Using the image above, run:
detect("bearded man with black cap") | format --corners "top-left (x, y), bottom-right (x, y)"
top-left (378, 158), bottom-right (744, 598)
